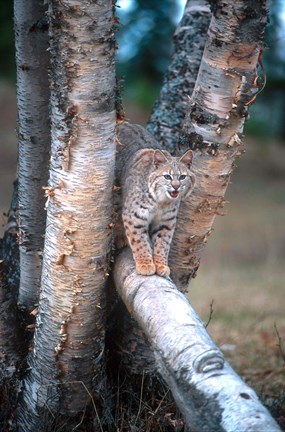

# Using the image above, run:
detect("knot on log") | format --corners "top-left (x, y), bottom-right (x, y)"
top-left (193, 349), bottom-right (224, 373)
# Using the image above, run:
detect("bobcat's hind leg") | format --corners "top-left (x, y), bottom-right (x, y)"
top-left (114, 214), bottom-right (128, 249)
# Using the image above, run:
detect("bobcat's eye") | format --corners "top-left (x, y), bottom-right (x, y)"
top-left (179, 174), bottom-right (187, 180)
top-left (164, 174), bottom-right (172, 180)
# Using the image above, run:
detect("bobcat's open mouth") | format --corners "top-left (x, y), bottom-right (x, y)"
top-left (169, 190), bottom-right (179, 198)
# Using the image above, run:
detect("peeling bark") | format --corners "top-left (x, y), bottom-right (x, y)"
top-left (14, 0), bottom-right (50, 310)
top-left (114, 249), bottom-right (281, 432)
top-left (147, 0), bottom-right (211, 153)
top-left (167, 0), bottom-right (269, 290)
top-left (16, 1), bottom-right (116, 429)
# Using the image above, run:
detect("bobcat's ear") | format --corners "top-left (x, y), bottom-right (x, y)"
top-left (179, 150), bottom-right (193, 168)
top-left (153, 149), bottom-right (168, 166)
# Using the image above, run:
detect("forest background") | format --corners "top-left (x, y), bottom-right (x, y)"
top-left (0, 0), bottom-right (285, 424)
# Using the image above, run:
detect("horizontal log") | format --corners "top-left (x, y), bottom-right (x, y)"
top-left (114, 248), bottom-right (281, 432)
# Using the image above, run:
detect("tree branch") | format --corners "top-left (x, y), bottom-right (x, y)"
top-left (114, 249), bottom-right (281, 432)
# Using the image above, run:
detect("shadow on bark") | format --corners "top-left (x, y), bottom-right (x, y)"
top-left (0, 181), bottom-right (31, 431)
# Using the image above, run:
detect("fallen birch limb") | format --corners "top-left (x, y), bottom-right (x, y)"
top-left (114, 248), bottom-right (281, 432)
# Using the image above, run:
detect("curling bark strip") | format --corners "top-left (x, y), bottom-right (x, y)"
top-left (14, 0), bottom-right (50, 310)
top-left (17, 1), bottom-right (116, 429)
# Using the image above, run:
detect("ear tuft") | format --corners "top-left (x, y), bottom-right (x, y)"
top-left (180, 150), bottom-right (193, 168)
top-left (154, 149), bottom-right (168, 166)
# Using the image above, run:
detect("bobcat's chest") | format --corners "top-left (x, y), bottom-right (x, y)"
top-left (149, 202), bottom-right (178, 227)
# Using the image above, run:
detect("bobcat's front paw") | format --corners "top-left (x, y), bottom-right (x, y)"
top-left (135, 261), bottom-right (156, 276)
top-left (155, 263), bottom-right (170, 278)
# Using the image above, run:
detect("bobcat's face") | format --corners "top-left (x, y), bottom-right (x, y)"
top-left (148, 150), bottom-right (195, 203)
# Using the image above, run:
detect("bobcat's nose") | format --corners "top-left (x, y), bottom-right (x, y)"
top-left (172, 181), bottom-right (180, 190)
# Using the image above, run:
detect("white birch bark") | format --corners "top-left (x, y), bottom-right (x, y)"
top-left (165, 0), bottom-right (269, 290)
top-left (16, 0), bottom-right (116, 429)
top-left (14, 0), bottom-right (50, 310)
top-left (114, 249), bottom-right (281, 432)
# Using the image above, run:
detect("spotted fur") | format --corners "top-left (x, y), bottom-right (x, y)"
top-left (115, 123), bottom-right (195, 278)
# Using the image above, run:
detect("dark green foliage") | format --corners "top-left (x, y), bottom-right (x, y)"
top-left (116, 0), bottom-right (181, 107)
top-left (0, 2), bottom-right (15, 80)
top-left (245, 0), bottom-right (285, 138)
top-left (265, 0), bottom-right (285, 80)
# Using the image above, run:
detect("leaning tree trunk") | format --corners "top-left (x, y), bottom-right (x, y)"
top-left (16, 1), bottom-right (116, 430)
top-left (14, 0), bottom-right (50, 310)
top-left (165, 0), bottom-right (269, 290)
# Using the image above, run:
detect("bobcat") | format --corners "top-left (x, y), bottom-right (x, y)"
top-left (115, 123), bottom-right (195, 278)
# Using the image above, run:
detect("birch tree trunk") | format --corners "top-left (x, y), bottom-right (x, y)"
top-left (16, 1), bottom-right (116, 429)
top-left (147, 0), bottom-right (211, 154)
top-left (14, 0), bottom-right (50, 310)
top-left (165, 0), bottom-right (269, 290)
